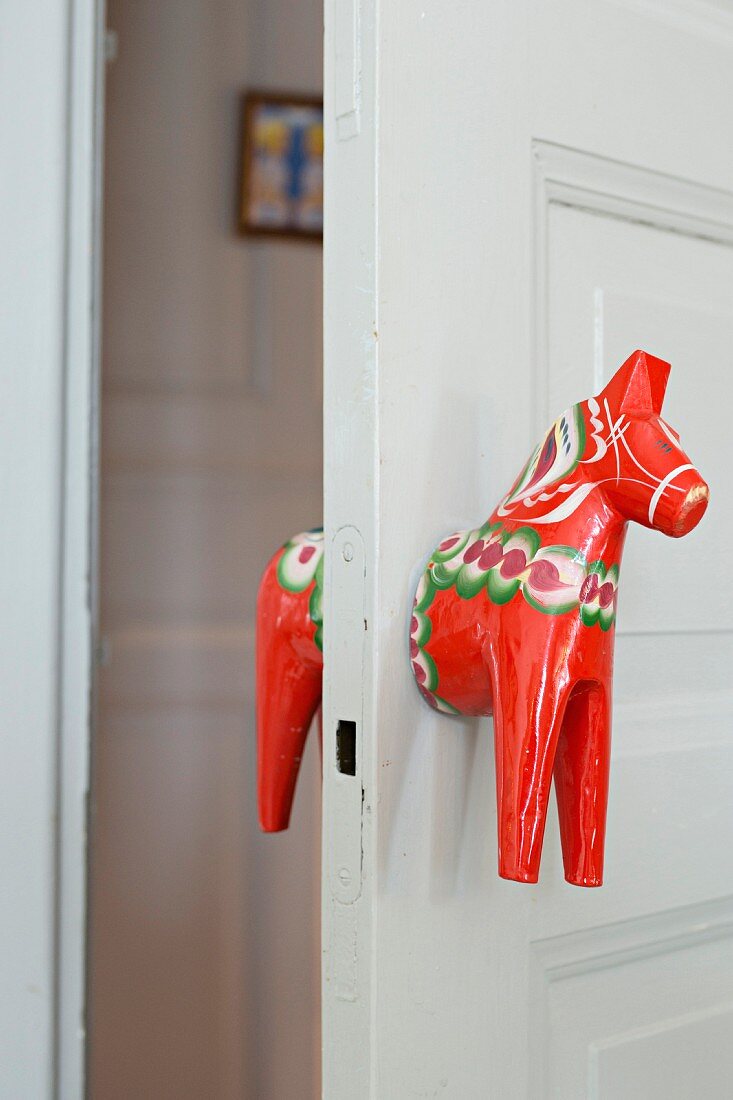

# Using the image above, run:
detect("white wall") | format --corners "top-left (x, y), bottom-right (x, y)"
top-left (89, 2), bottom-right (323, 1097)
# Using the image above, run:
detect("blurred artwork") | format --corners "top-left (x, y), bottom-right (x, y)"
top-left (239, 93), bottom-right (323, 240)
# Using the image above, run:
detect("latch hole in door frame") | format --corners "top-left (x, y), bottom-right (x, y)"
top-left (336, 720), bottom-right (357, 775)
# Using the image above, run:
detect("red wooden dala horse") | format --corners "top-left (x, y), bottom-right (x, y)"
top-left (256, 351), bottom-right (708, 886)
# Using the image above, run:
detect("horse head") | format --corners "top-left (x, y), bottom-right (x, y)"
top-left (583, 350), bottom-right (708, 538)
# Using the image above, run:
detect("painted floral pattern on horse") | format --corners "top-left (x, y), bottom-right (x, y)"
top-left (502, 404), bottom-right (586, 509)
top-left (409, 571), bottom-right (462, 714)
top-left (276, 529), bottom-right (324, 650)
top-left (410, 521), bottom-right (620, 713)
top-left (422, 521), bottom-right (618, 623)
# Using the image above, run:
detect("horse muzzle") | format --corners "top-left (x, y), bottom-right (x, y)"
top-left (653, 468), bottom-right (710, 538)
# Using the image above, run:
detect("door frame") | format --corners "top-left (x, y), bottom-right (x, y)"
top-left (59, 1), bottom-right (105, 1095)
top-left (0, 3), bottom-right (103, 1096)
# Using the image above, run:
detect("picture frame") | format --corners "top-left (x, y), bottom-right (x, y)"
top-left (238, 91), bottom-right (323, 241)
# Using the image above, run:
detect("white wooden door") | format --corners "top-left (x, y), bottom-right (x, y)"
top-left (322, 3), bottom-right (733, 1097)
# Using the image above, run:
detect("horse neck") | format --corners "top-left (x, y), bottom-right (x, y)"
top-left (489, 399), bottom-right (635, 564)
top-left (551, 489), bottom-right (628, 566)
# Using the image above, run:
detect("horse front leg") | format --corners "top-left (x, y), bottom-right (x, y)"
top-left (553, 680), bottom-right (611, 887)
top-left (488, 646), bottom-right (571, 884)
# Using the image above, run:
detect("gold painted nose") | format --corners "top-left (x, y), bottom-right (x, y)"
top-left (673, 482), bottom-right (709, 537)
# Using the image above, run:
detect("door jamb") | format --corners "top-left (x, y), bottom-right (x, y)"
top-left (56, 1), bottom-right (104, 1095)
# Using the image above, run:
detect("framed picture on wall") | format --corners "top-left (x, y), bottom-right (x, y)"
top-left (239, 91), bottom-right (323, 241)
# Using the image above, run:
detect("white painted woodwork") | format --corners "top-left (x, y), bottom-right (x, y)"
top-left (323, 2), bottom-right (733, 1096)
top-left (90, 2), bottom-right (323, 1097)
top-left (0, 2), bottom-right (99, 1096)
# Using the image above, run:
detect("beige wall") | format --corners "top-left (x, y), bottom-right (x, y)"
top-left (89, 2), bottom-right (323, 1097)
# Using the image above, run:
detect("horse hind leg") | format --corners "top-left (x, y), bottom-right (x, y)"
top-left (256, 557), bottom-right (323, 832)
top-left (553, 680), bottom-right (611, 887)
top-left (490, 654), bottom-right (571, 884)
top-left (257, 653), bottom-right (322, 832)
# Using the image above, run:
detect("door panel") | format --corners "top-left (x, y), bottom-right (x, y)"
top-left (548, 201), bottom-right (733, 634)
top-left (533, 898), bottom-right (733, 1097)
top-left (323, 2), bottom-right (733, 1096)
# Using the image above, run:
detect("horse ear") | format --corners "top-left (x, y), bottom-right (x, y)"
top-left (602, 350), bottom-right (671, 418)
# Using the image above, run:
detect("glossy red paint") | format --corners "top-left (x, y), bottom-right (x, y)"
top-left (256, 352), bottom-right (709, 886)
top-left (256, 549), bottom-right (322, 831)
